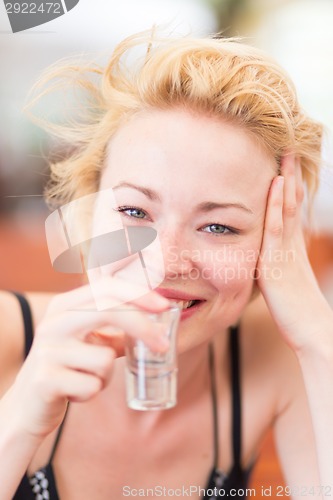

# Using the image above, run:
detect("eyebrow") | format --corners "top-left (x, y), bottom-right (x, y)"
top-left (113, 182), bottom-right (253, 214)
top-left (113, 182), bottom-right (161, 202)
top-left (195, 201), bottom-right (254, 214)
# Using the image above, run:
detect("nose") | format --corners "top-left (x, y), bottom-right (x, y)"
top-left (159, 226), bottom-right (196, 280)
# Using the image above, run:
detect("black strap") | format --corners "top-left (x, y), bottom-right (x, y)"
top-left (48, 402), bottom-right (70, 464)
top-left (208, 342), bottom-right (219, 469)
top-left (11, 292), bottom-right (34, 358)
top-left (230, 324), bottom-right (241, 466)
top-left (209, 324), bottom-right (242, 470)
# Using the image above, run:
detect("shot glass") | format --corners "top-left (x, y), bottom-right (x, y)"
top-left (124, 303), bottom-right (181, 410)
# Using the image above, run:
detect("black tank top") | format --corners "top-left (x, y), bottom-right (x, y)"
top-left (12, 292), bottom-right (253, 499)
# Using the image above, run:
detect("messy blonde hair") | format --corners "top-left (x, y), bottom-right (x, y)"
top-left (26, 29), bottom-right (323, 209)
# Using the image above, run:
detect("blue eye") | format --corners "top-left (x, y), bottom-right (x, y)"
top-left (201, 224), bottom-right (236, 235)
top-left (116, 206), bottom-right (147, 219)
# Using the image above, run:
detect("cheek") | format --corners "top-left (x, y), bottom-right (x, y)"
top-left (198, 242), bottom-right (262, 293)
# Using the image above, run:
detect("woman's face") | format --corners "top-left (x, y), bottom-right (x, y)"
top-left (98, 108), bottom-right (277, 351)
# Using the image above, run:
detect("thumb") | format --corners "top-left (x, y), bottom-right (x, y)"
top-left (87, 330), bottom-right (126, 358)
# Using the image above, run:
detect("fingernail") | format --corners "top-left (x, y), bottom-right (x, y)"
top-left (154, 295), bottom-right (170, 308)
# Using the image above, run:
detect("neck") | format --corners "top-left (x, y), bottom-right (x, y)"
top-left (176, 328), bottom-right (230, 403)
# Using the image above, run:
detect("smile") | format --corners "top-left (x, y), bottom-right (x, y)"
top-left (175, 299), bottom-right (201, 310)
top-left (155, 287), bottom-right (206, 319)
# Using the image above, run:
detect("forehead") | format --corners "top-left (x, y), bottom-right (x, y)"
top-left (101, 108), bottom-right (276, 206)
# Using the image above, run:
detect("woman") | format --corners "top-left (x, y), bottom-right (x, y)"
top-left (1, 31), bottom-right (332, 499)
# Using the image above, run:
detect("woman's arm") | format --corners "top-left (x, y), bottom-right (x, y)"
top-left (296, 319), bottom-right (333, 491)
top-left (0, 291), bottom-right (54, 499)
top-left (0, 283), bottom-right (168, 499)
top-left (273, 339), bottom-right (324, 499)
top-left (0, 387), bottom-right (46, 499)
top-left (258, 155), bottom-right (333, 495)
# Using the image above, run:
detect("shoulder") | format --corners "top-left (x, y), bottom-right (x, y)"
top-left (0, 291), bottom-right (54, 394)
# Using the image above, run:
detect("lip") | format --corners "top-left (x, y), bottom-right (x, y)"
top-left (155, 288), bottom-right (206, 302)
top-left (155, 288), bottom-right (206, 321)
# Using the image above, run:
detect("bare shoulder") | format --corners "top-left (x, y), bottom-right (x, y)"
top-left (241, 294), bottom-right (302, 415)
top-left (0, 291), bottom-right (54, 394)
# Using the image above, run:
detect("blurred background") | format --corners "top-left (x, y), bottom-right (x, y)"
top-left (1, 0), bottom-right (333, 492)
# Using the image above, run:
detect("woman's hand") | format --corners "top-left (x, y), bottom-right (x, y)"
top-left (6, 277), bottom-right (169, 440)
top-left (256, 154), bottom-right (333, 353)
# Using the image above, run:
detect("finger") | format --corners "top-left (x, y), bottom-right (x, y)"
top-left (281, 154), bottom-right (298, 238)
top-left (51, 340), bottom-right (116, 387)
top-left (262, 175), bottom-right (284, 251)
top-left (46, 368), bottom-right (104, 403)
top-left (87, 330), bottom-right (126, 358)
top-left (48, 276), bottom-right (169, 315)
top-left (88, 308), bottom-right (170, 353)
top-left (86, 279), bottom-right (168, 312)
top-left (295, 158), bottom-right (305, 204)
top-left (38, 307), bottom-right (169, 352)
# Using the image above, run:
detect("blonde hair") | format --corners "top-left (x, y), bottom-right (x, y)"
top-left (26, 30), bottom-right (323, 208)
